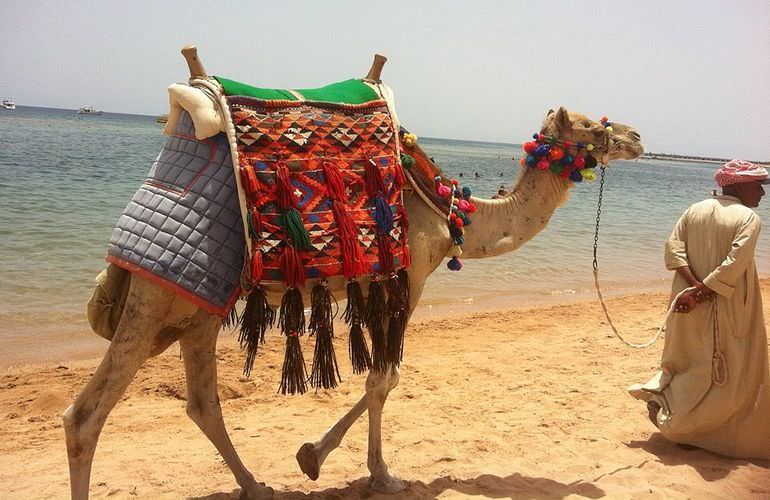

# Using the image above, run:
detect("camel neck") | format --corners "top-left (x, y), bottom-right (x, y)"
top-left (459, 167), bottom-right (571, 259)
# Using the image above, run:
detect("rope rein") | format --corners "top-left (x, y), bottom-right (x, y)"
top-left (592, 166), bottom-right (693, 348)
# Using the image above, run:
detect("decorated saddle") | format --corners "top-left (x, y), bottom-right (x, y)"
top-left (108, 76), bottom-right (415, 394)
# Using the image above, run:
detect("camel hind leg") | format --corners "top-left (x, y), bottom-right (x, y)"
top-left (178, 311), bottom-right (272, 499)
top-left (63, 275), bottom-right (185, 500)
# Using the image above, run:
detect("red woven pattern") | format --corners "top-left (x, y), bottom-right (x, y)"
top-left (228, 96), bottom-right (408, 283)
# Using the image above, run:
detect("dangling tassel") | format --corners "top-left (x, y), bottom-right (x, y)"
top-left (237, 287), bottom-right (276, 377)
top-left (248, 207), bottom-right (262, 239)
top-left (278, 288), bottom-right (307, 394)
top-left (366, 279), bottom-right (388, 372)
top-left (364, 158), bottom-right (385, 197)
top-left (393, 162), bottom-right (406, 190)
top-left (333, 202), bottom-right (366, 278)
top-left (284, 209), bottom-right (311, 250)
top-left (377, 233), bottom-right (394, 275)
top-left (385, 272), bottom-right (410, 366)
top-left (275, 162), bottom-right (297, 209)
top-left (250, 249), bottom-right (263, 282)
top-left (374, 196), bottom-right (394, 234)
top-left (280, 243), bottom-right (306, 289)
top-left (241, 165), bottom-right (259, 195)
top-left (343, 280), bottom-right (371, 373)
top-left (223, 305), bottom-right (240, 330)
top-left (309, 282), bottom-right (341, 389)
top-left (322, 161), bottom-right (346, 200)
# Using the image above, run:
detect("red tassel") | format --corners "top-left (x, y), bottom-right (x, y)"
top-left (275, 162), bottom-right (297, 209)
top-left (400, 241), bottom-right (411, 269)
top-left (377, 233), bottom-right (394, 274)
top-left (281, 244), bottom-right (306, 289)
top-left (365, 158), bottom-right (385, 197)
top-left (332, 201), bottom-right (366, 278)
top-left (323, 161), bottom-right (346, 201)
top-left (250, 249), bottom-right (263, 282)
top-left (242, 165), bottom-right (259, 195)
top-left (393, 162), bottom-right (405, 190)
top-left (397, 205), bottom-right (409, 233)
top-left (250, 207), bottom-right (262, 234)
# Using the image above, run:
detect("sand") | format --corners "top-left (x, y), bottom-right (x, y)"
top-left (2, 281), bottom-right (769, 499)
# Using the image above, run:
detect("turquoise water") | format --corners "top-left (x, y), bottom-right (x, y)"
top-left (1, 106), bottom-right (768, 324)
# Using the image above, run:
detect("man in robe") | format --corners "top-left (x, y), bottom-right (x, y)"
top-left (629, 159), bottom-right (770, 460)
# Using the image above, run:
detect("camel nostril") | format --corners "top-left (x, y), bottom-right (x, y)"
top-left (631, 131), bottom-right (641, 140)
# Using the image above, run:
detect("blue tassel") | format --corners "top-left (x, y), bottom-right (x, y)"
top-left (374, 196), bottom-right (393, 234)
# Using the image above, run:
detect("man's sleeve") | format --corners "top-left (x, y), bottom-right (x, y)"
top-left (702, 214), bottom-right (761, 297)
top-left (664, 211), bottom-right (689, 270)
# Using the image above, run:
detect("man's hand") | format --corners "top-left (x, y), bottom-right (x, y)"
top-left (674, 283), bottom-right (714, 313)
top-left (675, 291), bottom-right (698, 313)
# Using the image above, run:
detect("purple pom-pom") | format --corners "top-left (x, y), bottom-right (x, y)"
top-left (447, 256), bottom-right (463, 271)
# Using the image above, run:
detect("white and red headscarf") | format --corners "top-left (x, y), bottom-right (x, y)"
top-left (714, 159), bottom-right (770, 187)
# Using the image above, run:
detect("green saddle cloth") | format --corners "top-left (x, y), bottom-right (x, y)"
top-left (214, 76), bottom-right (379, 105)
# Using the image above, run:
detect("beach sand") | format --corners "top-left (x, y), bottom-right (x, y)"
top-left (2, 281), bottom-right (769, 499)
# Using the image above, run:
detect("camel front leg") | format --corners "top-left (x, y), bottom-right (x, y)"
top-left (366, 366), bottom-right (405, 493)
top-left (179, 312), bottom-right (272, 500)
top-left (296, 396), bottom-right (368, 480)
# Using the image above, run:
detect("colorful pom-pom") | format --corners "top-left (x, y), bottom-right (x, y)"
top-left (447, 256), bottom-right (463, 271)
top-left (573, 156), bottom-right (585, 169)
top-left (434, 175), bottom-right (441, 183)
top-left (519, 158), bottom-right (527, 167)
top-left (569, 170), bottom-right (583, 182)
top-left (550, 164), bottom-right (564, 175)
top-left (525, 155), bottom-right (536, 167)
top-left (605, 126), bottom-right (613, 132)
top-left (458, 199), bottom-right (471, 211)
top-left (454, 218), bottom-right (464, 228)
top-left (532, 133), bottom-right (539, 140)
top-left (601, 116), bottom-right (608, 123)
top-left (536, 158), bottom-right (550, 170)
top-left (535, 144), bottom-right (551, 156)
top-left (562, 155), bottom-right (573, 165)
top-left (548, 147), bottom-right (564, 161)
top-left (451, 179), bottom-right (459, 186)
top-left (462, 186), bottom-right (472, 198)
top-left (402, 133), bottom-right (418, 147)
top-left (523, 141), bottom-right (537, 154)
top-left (586, 144), bottom-right (594, 151)
top-left (437, 184), bottom-right (452, 197)
top-left (579, 168), bottom-right (596, 181)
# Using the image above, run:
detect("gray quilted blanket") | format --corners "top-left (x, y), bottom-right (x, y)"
top-left (106, 111), bottom-right (244, 315)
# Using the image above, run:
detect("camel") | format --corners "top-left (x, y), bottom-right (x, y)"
top-left (63, 48), bottom-right (644, 499)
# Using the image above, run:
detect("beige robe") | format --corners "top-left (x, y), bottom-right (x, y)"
top-left (629, 195), bottom-right (770, 460)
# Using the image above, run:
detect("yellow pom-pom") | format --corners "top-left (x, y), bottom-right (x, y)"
top-left (580, 168), bottom-right (596, 182)
top-left (605, 126), bottom-right (613, 132)
top-left (403, 133), bottom-right (418, 147)
top-left (586, 144), bottom-right (594, 151)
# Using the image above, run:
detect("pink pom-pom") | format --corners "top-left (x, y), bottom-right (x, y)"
top-left (458, 199), bottom-right (471, 211)
top-left (465, 202), bottom-right (477, 213)
top-left (537, 158), bottom-right (550, 170)
top-left (437, 184), bottom-right (452, 197)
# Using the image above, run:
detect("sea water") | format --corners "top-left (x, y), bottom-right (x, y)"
top-left (1, 106), bottom-right (768, 331)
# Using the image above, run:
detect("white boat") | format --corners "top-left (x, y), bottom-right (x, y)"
top-left (2, 99), bottom-right (15, 110)
top-left (77, 106), bottom-right (102, 115)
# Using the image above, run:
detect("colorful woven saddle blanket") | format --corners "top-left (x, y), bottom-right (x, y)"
top-left (106, 111), bottom-right (244, 315)
top-left (216, 76), bottom-right (410, 289)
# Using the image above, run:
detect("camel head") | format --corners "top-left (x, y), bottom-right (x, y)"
top-left (542, 107), bottom-right (644, 164)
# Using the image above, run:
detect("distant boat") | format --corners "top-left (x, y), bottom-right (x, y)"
top-left (77, 106), bottom-right (102, 115)
top-left (2, 99), bottom-right (16, 110)
top-left (156, 114), bottom-right (169, 124)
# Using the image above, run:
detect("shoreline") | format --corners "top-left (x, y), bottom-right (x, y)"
top-left (2, 278), bottom-right (767, 371)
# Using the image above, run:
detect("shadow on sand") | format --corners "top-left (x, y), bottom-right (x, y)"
top-left (625, 432), bottom-right (770, 482)
top-left (190, 472), bottom-right (605, 499)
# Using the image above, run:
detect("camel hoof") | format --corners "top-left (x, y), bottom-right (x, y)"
top-left (296, 442), bottom-right (320, 480)
top-left (369, 474), bottom-right (406, 494)
top-left (239, 482), bottom-right (274, 500)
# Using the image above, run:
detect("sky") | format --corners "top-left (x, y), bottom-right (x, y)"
top-left (2, 1), bottom-right (769, 159)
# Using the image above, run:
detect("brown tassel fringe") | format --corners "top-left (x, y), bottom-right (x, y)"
top-left (223, 305), bottom-right (240, 330)
top-left (377, 233), bottom-right (394, 275)
top-left (343, 280), bottom-right (371, 373)
top-left (309, 282), bottom-right (341, 389)
top-left (366, 279), bottom-right (389, 372)
top-left (278, 288), bottom-right (307, 394)
top-left (237, 287), bottom-right (276, 377)
top-left (385, 271), bottom-right (410, 366)
top-left (280, 244), bottom-right (306, 289)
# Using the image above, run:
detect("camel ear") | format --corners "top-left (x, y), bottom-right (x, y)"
top-left (554, 106), bottom-right (571, 133)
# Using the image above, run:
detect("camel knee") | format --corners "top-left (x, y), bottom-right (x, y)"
top-left (185, 396), bottom-right (222, 427)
